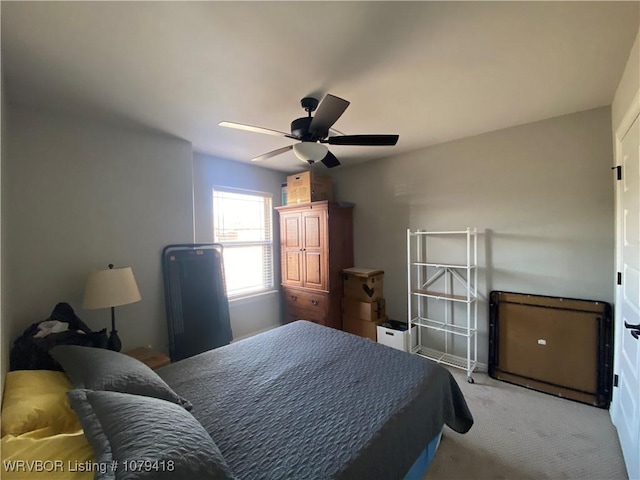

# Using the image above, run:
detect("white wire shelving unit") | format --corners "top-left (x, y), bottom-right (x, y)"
top-left (407, 228), bottom-right (478, 383)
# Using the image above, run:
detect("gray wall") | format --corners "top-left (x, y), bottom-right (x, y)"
top-left (1, 72), bottom-right (7, 388)
top-left (612, 26), bottom-right (640, 133)
top-left (331, 107), bottom-right (614, 365)
top-left (3, 106), bottom-right (194, 355)
top-left (192, 152), bottom-right (286, 339)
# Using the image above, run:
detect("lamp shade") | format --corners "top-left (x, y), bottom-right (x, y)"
top-left (83, 266), bottom-right (141, 310)
top-left (293, 142), bottom-right (328, 162)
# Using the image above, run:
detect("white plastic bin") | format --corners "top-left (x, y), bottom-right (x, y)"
top-left (377, 321), bottom-right (417, 352)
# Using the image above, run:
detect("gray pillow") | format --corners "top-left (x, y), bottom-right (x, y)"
top-left (68, 389), bottom-right (235, 480)
top-left (51, 345), bottom-right (192, 410)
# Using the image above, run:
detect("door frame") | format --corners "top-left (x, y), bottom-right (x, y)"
top-left (611, 86), bottom-right (640, 479)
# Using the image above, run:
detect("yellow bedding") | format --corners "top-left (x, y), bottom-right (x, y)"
top-left (1, 427), bottom-right (94, 480)
top-left (1, 370), bottom-right (81, 436)
top-left (1, 370), bottom-right (94, 479)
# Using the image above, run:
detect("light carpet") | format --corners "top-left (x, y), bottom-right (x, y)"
top-left (425, 369), bottom-right (628, 480)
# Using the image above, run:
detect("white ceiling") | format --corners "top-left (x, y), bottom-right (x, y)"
top-left (2, 1), bottom-right (638, 173)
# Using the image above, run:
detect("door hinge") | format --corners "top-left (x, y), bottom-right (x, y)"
top-left (617, 272), bottom-right (622, 285)
top-left (612, 165), bottom-right (622, 180)
top-left (613, 374), bottom-right (619, 387)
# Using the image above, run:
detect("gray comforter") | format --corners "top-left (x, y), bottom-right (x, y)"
top-left (159, 320), bottom-right (473, 480)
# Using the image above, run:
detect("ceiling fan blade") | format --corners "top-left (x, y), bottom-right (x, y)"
top-left (325, 134), bottom-right (399, 146)
top-left (251, 145), bottom-right (293, 162)
top-left (321, 150), bottom-right (341, 169)
top-left (219, 121), bottom-right (290, 138)
top-left (309, 94), bottom-right (350, 137)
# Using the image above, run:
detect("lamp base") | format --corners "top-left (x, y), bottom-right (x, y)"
top-left (107, 330), bottom-right (122, 352)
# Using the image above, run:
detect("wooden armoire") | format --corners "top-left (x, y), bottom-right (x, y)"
top-left (275, 201), bottom-right (354, 330)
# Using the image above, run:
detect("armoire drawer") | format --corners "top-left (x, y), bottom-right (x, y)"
top-left (283, 287), bottom-right (329, 315)
top-left (285, 308), bottom-right (325, 326)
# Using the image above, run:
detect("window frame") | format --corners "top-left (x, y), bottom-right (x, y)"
top-left (212, 186), bottom-right (276, 300)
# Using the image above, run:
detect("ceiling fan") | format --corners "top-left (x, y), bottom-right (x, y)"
top-left (219, 94), bottom-right (399, 168)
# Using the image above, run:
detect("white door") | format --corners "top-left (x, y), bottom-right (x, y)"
top-left (612, 101), bottom-right (640, 480)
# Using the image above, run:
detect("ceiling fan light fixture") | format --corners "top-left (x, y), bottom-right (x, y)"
top-left (293, 142), bottom-right (328, 162)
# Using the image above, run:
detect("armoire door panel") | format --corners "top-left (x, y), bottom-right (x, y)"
top-left (302, 211), bottom-right (325, 249)
top-left (283, 216), bottom-right (302, 249)
top-left (304, 251), bottom-right (323, 288)
top-left (283, 251), bottom-right (303, 286)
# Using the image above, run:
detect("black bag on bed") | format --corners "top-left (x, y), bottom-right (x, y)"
top-left (9, 302), bottom-right (108, 371)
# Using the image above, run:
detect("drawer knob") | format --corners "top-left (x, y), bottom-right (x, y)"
top-left (311, 299), bottom-right (318, 306)
top-left (290, 295), bottom-right (298, 301)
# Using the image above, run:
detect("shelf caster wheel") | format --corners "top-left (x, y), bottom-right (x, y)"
top-left (467, 377), bottom-right (475, 384)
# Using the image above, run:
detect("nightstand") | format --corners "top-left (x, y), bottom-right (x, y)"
top-left (125, 347), bottom-right (171, 370)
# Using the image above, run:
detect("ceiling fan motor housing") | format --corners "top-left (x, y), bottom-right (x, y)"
top-left (291, 97), bottom-right (328, 140)
top-left (291, 117), bottom-right (317, 141)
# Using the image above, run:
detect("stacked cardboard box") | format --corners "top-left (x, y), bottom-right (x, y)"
top-left (341, 268), bottom-right (386, 341)
top-left (286, 171), bottom-right (332, 204)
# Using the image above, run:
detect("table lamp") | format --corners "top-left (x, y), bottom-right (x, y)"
top-left (83, 264), bottom-right (141, 351)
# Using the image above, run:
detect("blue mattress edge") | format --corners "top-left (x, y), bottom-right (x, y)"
top-left (403, 430), bottom-right (443, 480)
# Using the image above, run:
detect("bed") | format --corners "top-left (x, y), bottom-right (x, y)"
top-left (1, 320), bottom-right (473, 480)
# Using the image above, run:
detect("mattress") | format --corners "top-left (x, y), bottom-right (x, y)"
top-left (159, 320), bottom-right (473, 479)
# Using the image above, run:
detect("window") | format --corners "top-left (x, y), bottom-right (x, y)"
top-left (213, 187), bottom-right (274, 298)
